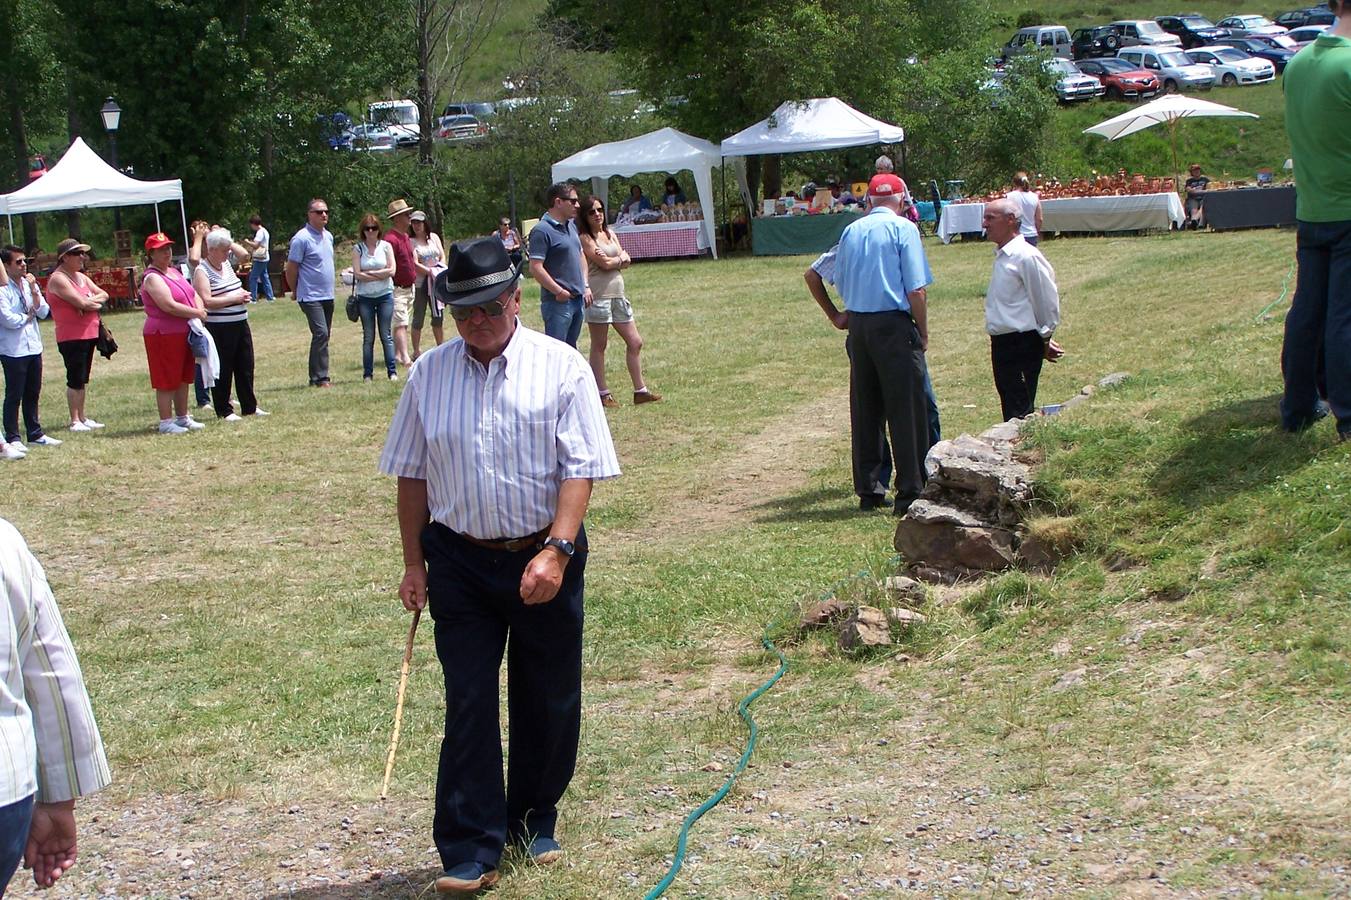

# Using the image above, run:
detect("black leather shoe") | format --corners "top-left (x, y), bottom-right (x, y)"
top-left (859, 494), bottom-right (891, 511)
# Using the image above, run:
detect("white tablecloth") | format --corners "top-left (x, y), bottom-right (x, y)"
top-left (937, 193), bottom-right (1187, 243)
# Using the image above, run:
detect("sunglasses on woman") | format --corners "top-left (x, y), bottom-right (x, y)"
top-left (448, 299), bottom-right (508, 322)
top-left (363, 225), bottom-right (380, 232)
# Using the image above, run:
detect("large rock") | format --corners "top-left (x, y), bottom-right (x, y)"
top-left (929, 453), bottom-right (1032, 523)
top-left (893, 501), bottom-right (1018, 571)
top-left (839, 606), bottom-right (891, 651)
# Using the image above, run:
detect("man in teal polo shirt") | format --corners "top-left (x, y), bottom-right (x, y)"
top-left (833, 174), bottom-right (934, 513)
top-left (1281, 1), bottom-right (1351, 440)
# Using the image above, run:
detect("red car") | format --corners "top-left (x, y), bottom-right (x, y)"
top-left (1076, 57), bottom-right (1161, 100)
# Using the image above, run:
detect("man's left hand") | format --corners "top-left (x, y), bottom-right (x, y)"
top-left (1044, 338), bottom-right (1065, 362)
top-left (24, 800), bottom-right (78, 888)
top-left (520, 550), bottom-right (564, 605)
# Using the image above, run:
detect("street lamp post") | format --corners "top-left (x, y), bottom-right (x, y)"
top-left (99, 98), bottom-right (122, 233)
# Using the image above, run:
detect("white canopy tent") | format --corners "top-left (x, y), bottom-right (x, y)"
top-left (0, 137), bottom-right (187, 249)
top-left (551, 127), bottom-right (722, 258)
top-left (719, 98), bottom-right (904, 213)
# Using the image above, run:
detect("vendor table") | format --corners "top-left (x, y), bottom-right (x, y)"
top-left (937, 193), bottom-right (1186, 243)
top-left (752, 212), bottom-right (861, 256)
top-left (612, 222), bottom-right (708, 260)
top-left (1202, 186), bottom-right (1296, 231)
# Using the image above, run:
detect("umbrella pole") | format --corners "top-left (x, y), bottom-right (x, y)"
top-left (1170, 120), bottom-right (1181, 198)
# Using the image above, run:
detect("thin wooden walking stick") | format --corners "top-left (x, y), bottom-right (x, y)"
top-left (380, 608), bottom-right (421, 800)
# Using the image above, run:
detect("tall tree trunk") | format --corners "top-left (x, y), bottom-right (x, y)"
top-left (415, 0), bottom-right (436, 168)
top-left (65, 82), bottom-right (82, 239)
top-left (6, 87), bottom-right (39, 250)
top-left (259, 68), bottom-right (275, 223)
top-left (745, 156), bottom-right (762, 207)
top-left (762, 154), bottom-right (781, 199)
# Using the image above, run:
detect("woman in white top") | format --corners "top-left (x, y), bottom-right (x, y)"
top-left (577, 196), bottom-right (661, 408)
top-left (408, 210), bottom-right (445, 358)
top-left (352, 213), bottom-right (398, 381)
top-left (1006, 172), bottom-right (1043, 246)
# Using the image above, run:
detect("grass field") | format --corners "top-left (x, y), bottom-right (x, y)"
top-left (5, 226), bottom-right (1348, 898)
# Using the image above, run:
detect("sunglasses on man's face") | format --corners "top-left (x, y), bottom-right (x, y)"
top-left (448, 299), bottom-right (509, 322)
top-left (310, 208), bottom-right (329, 215)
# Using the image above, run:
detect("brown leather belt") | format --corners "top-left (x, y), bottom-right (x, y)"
top-left (455, 526), bottom-right (551, 553)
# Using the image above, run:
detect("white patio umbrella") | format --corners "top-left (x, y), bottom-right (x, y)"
top-left (1083, 95), bottom-right (1259, 187)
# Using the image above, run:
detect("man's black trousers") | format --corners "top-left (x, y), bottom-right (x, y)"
top-left (423, 522), bottom-right (586, 870)
top-left (990, 330), bottom-right (1045, 421)
top-left (846, 310), bottom-right (928, 506)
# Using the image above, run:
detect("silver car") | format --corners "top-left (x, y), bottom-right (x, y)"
top-left (1216, 15), bottom-right (1289, 36)
top-left (1047, 58), bottom-right (1109, 101)
top-left (1117, 46), bottom-right (1216, 91)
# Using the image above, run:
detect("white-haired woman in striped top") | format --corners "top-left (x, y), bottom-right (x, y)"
top-left (192, 228), bottom-right (268, 420)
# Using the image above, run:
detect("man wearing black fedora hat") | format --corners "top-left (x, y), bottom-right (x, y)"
top-left (380, 236), bottom-right (620, 894)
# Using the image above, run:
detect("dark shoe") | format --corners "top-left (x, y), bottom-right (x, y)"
top-left (523, 836), bottom-right (563, 865)
top-left (600, 393), bottom-right (620, 408)
top-left (859, 494), bottom-right (891, 511)
top-left (633, 389), bottom-right (663, 404)
top-left (435, 861), bottom-right (500, 894)
top-left (893, 495), bottom-right (918, 516)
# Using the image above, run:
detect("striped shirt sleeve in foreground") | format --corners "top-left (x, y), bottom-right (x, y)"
top-left (378, 323), bottom-right (621, 539)
top-left (0, 518), bottom-right (111, 806)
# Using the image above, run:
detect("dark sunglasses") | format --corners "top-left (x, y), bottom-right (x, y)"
top-left (310, 208), bottom-right (329, 215)
top-left (565, 197), bottom-right (580, 205)
top-left (362, 225), bottom-right (380, 231)
top-left (448, 299), bottom-right (508, 322)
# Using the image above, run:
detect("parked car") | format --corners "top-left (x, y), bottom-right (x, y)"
top-left (316, 112), bottom-right (353, 151)
top-left (1286, 23), bottom-right (1331, 45)
top-left (1215, 15), bottom-right (1288, 36)
top-left (1117, 46), bottom-right (1216, 91)
top-left (1047, 58), bottom-right (1108, 101)
top-left (347, 124), bottom-right (397, 152)
top-left (1185, 45), bottom-right (1276, 84)
top-left (1155, 14), bottom-right (1232, 49)
top-left (26, 155), bottom-right (47, 180)
top-left (1071, 25), bottom-right (1124, 59)
top-left (1217, 35), bottom-right (1298, 71)
top-left (441, 101), bottom-right (497, 120)
top-left (1000, 25), bottom-right (1073, 60)
top-left (1109, 20), bottom-right (1183, 47)
top-left (1273, 6), bottom-right (1336, 28)
top-left (435, 114), bottom-right (489, 143)
top-left (1076, 57), bottom-right (1162, 100)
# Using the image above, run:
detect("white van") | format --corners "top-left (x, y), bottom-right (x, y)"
top-left (1001, 25), bottom-right (1073, 60)
top-left (367, 100), bottom-right (420, 148)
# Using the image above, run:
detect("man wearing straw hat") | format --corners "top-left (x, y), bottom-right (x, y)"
top-left (384, 199), bottom-right (418, 367)
top-left (379, 236), bottom-right (619, 894)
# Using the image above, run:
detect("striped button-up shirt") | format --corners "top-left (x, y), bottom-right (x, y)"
top-left (0, 278), bottom-right (50, 358)
top-left (1, 518), bottom-right (111, 806)
top-left (379, 321), bottom-right (620, 539)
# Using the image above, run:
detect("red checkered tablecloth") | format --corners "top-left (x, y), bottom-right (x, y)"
top-left (613, 223), bottom-right (704, 260)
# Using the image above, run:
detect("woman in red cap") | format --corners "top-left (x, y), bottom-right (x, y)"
top-left (44, 238), bottom-right (108, 432)
top-left (138, 233), bottom-right (208, 434)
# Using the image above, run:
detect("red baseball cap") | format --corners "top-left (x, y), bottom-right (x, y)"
top-left (144, 232), bottom-right (174, 250)
top-left (868, 174), bottom-right (906, 197)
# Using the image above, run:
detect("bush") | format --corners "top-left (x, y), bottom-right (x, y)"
top-left (1016, 9), bottom-right (1048, 28)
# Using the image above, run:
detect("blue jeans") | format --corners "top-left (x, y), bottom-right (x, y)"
top-left (359, 292), bottom-right (395, 378)
top-left (249, 259), bottom-right (274, 301)
top-left (0, 793), bottom-right (34, 895)
top-left (194, 365), bottom-right (211, 407)
top-left (540, 297), bottom-right (584, 348)
top-left (1281, 219), bottom-right (1351, 435)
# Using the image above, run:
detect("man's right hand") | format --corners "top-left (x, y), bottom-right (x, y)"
top-left (399, 566), bottom-right (427, 611)
top-left (25, 800), bottom-right (78, 888)
top-left (830, 310), bottom-right (848, 330)
top-left (554, 289), bottom-right (572, 302)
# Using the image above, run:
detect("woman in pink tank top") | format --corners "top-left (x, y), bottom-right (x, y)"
top-left (138, 233), bottom-right (208, 434)
top-left (44, 238), bottom-right (109, 431)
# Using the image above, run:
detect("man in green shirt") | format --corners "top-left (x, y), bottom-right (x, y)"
top-left (1281, 0), bottom-right (1351, 439)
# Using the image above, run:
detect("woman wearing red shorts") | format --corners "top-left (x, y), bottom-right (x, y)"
top-left (138, 233), bottom-right (208, 434)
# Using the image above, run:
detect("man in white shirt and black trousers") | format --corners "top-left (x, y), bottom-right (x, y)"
top-left (982, 198), bottom-right (1065, 421)
top-left (379, 236), bottom-right (620, 895)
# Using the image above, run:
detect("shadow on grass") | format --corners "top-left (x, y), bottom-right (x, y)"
top-left (1147, 392), bottom-right (1324, 508)
top-left (750, 486), bottom-right (891, 525)
top-left (259, 868), bottom-right (439, 899)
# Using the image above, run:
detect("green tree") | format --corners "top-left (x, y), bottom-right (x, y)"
top-left (0, 0), bottom-right (64, 248)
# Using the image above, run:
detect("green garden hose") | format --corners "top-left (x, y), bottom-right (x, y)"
top-left (1255, 259), bottom-right (1298, 322)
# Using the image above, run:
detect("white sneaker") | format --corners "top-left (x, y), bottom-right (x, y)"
top-left (388, 372), bottom-right (400, 382)
top-left (158, 420), bottom-right (188, 434)
top-left (224, 413), bottom-right (243, 422)
top-left (252, 408), bottom-right (270, 417)
top-left (69, 421), bottom-right (93, 433)
top-left (176, 416), bottom-right (206, 431)
top-left (9, 441), bottom-right (26, 453)
top-left (82, 418), bottom-right (105, 429)
top-left (30, 435), bottom-right (62, 447)
top-left (2, 444), bottom-right (25, 460)
top-left (197, 402), bottom-right (212, 411)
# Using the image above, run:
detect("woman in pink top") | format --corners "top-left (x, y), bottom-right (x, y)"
top-left (44, 238), bottom-right (109, 431)
top-left (138, 232), bottom-right (208, 435)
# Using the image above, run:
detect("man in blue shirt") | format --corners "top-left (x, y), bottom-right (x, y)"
top-left (284, 198), bottom-right (337, 386)
top-left (528, 183), bottom-right (591, 348)
top-left (0, 246), bottom-right (53, 450)
top-left (832, 174), bottom-right (934, 513)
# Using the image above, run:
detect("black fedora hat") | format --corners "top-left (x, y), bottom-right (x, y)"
top-left (433, 236), bottom-right (522, 308)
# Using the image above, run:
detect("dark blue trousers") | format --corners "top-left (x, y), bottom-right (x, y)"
top-left (0, 793), bottom-right (34, 895)
top-left (424, 522), bottom-right (586, 870)
top-left (1282, 218), bottom-right (1351, 436)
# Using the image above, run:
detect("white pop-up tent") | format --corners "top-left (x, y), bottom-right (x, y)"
top-left (551, 127), bottom-right (722, 258)
top-left (720, 98), bottom-right (904, 215)
top-left (0, 137), bottom-right (187, 247)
